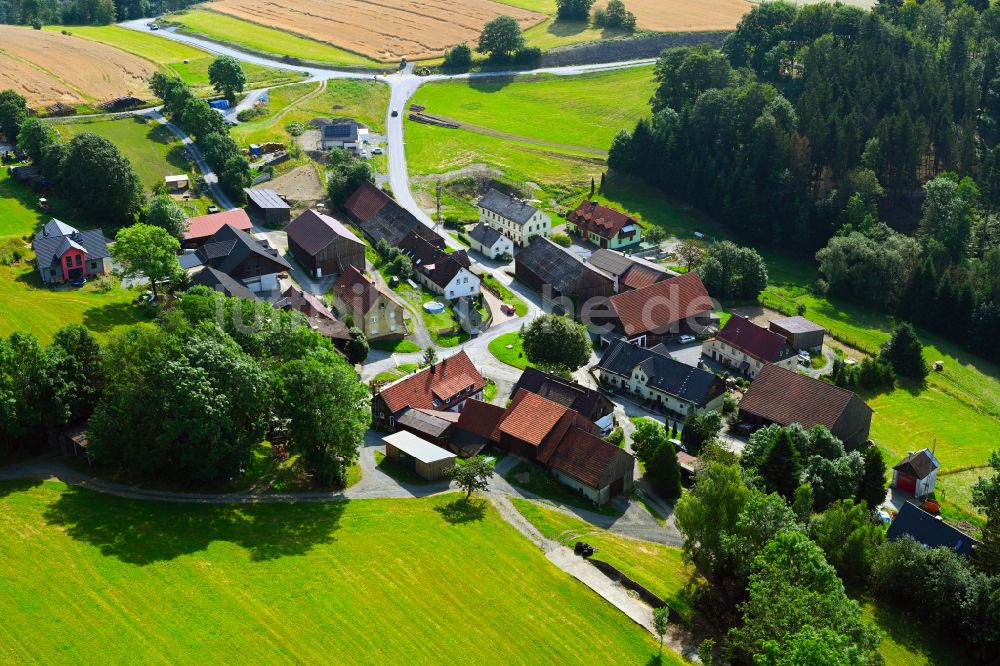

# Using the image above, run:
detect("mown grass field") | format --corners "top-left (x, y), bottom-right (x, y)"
top-left (0, 481), bottom-right (669, 664)
top-left (54, 117), bottom-right (191, 193)
top-left (169, 9), bottom-right (380, 68)
top-left (0, 170), bottom-right (58, 241)
top-left (231, 79), bottom-right (389, 146)
top-left (410, 67), bottom-right (656, 151)
top-left (488, 332), bottom-right (532, 369)
top-left (43, 25), bottom-right (304, 93)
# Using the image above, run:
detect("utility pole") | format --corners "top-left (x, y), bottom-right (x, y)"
top-left (436, 180), bottom-right (442, 228)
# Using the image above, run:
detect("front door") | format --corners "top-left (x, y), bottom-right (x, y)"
top-left (609, 477), bottom-right (624, 497)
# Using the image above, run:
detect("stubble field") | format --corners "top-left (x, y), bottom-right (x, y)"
top-left (203, 0), bottom-right (547, 61)
top-left (0, 26), bottom-right (155, 106)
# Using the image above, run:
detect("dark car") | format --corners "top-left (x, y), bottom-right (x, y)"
top-left (391, 108), bottom-right (399, 117)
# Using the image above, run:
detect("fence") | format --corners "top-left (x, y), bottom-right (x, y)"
top-left (587, 558), bottom-right (683, 623)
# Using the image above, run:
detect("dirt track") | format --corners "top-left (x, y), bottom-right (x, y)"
top-left (0, 25), bottom-right (156, 106)
top-left (205, 0), bottom-right (546, 61)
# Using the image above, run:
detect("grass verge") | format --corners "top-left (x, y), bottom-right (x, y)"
top-left (505, 462), bottom-right (619, 516)
top-left (488, 332), bottom-right (532, 370)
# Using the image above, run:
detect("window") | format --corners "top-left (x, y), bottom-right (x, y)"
top-left (389, 311), bottom-right (396, 319)
top-left (448, 290), bottom-right (454, 297)
top-left (462, 277), bottom-right (468, 284)
top-left (371, 315), bottom-right (377, 323)
top-left (389, 325), bottom-right (396, 332)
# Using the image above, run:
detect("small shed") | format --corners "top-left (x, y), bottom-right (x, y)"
top-left (382, 431), bottom-right (456, 480)
top-left (245, 188), bottom-right (291, 226)
top-left (769, 316), bottom-right (825, 352)
top-left (892, 448), bottom-right (940, 497)
top-left (165, 174), bottom-right (189, 191)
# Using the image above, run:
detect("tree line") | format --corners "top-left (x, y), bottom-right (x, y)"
top-left (0, 290), bottom-right (371, 488)
top-left (0, 0), bottom-right (198, 26)
top-left (609, 1), bottom-right (1000, 362)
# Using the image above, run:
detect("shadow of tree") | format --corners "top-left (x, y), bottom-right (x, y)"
top-left (645, 655), bottom-right (663, 666)
top-left (468, 75), bottom-right (517, 93)
top-left (81, 302), bottom-right (150, 333)
top-left (0, 478), bottom-right (44, 500)
top-left (546, 18), bottom-right (588, 39)
top-left (433, 497), bottom-right (487, 524)
top-left (42, 486), bottom-right (347, 564)
top-left (166, 145), bottom-right (192, 173)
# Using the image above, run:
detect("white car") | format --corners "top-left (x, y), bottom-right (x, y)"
top-left (372, 147), bottom-right (384, 155)
top-left (677, 334), bottom-right (695, 344)
top-left (798, 351), bottom-right (811, 363)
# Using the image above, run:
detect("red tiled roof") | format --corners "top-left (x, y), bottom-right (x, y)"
top-left (498, 389), bottom-right (569, 447)
top-left (610, 272), bottom-right (713, 337)
top-left (567, 201), bottom-right (637, 240)
top-left (183, 209), bottom-right (253, 241)
top-left (739, 364), bottom-right (870, 431)
top-left (620, 263), bottom-right (665, 291)
top-left (343, 181), bottom-right (390, 223)
top-left (456, 399), bottom-right (506, 442)
top-left (378, 350), bottom-right (486, 414)
top-left (331, 265), bottom-right (403, 317)
top-left (716, 314), bottom-right (791, 363)
top-left (546, 426), bottom-right (626, 487)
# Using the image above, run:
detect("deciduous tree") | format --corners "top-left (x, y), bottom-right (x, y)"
top-left (445, 456), bottom-right (494, 499)
top-left (111, 223), bottom-right (182, 299)
top-left (145, 194), bottom-right (188, 240)
top-left (61, 132), bottom-right (143, 223)
top-left (207, 56), bottom-right (246, 104)
top-left (0, 89), bottom-right (28, 143)
top-left (520, 314), bottom-right (592, 372)
top-left (477, 16), bottom-right (525, 60)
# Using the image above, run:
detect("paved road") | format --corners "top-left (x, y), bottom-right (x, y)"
top-left (149, 110), bottom-right (236, 210)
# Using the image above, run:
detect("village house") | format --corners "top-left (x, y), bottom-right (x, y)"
top-left (244, 188), bottom-right (291, 226)
top-left (285, 208), bottom-right (365, 278)
top-left (371, 350), bottom-right (485, 430)
top-left (892, 448), bottom-right (941, 497)
top-left (596, 339), bottom-right (727, 419)
top-left (567, 201), bottom-right (642, 249)
top-left (477, 188), bottom-right (550, 247)
top-left (886, 502), bottom-right (980, 557)
top-left (703, 314), bottom-right (798, 378)
top-left (417, 251), bottom-right (479, 300)
top-left (189, 265), bottom-right (257, 300)
top-left (769, 316), bottom-right (826, 353)
top-left (330, 265), bottom-right (406, 341)
top-left (468, 221), bottom-right (515, 260)
top-left (31, 219), bottom-right (111, 285)
top-left (606, 271), bottom-right (715, 346)
top-left (274, 285), bottom-right (352, 347)
top-left (585, 248), bottom-right (676, 293)
top-left (320, 120), bottom-right (360, 152)
top-left (738, 364), bottom-right (873, 447)
top-left (512, 366), bottom-right (615, 427)
top-left (515, 237), bottom-right (614, 312)
top-left (178, 223), bottom-right (290, 295)
top-left (344, 181), bottom-right (442, 248)
top-left (182, 208), bottom-right (253, 249)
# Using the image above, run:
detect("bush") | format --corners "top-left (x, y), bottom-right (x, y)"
top-left (285, 121), bottom-right (307, 137)
top-left (236, 105), bottom-right (269, 122)
top-left (443, 42), bottom-right (473, 70)
top-left (604, 426), bottom-right (624, 447)
top-left (512, 47), bottom-right (542, 66)
top-left (551, 232), bottom-right (572, 247)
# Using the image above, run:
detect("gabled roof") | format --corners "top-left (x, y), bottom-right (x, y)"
top-left (276, 285), bottom-right (351, 341)
top-left (194, 224), bottom-right (290, 274)
top-left (244, 188), bottom-right (289, 210)
top-left (455, 399), bottom-right (506, 442)
top-left (399, 230), bottom-right (445, 266)
top-left (383, 431), bottom-right (455, 464)
top-left (468, 221), bottom-right (505, 248)
top-left (396, 407), bottom-right (457, 440)
top-left (421, 254), bottom-right (471, 289)
top-left (477, 189), bottom-right (538, 225)
top-left (331, 265), bottom-right (403, 317)
top-left (343, 182), bottom-right (434, 247)
top-left (189, 265), bottom-right (257, 301)
top-left (546, 426), bottom-right (629, 488)
top-left (597, 339), bottom-right (725, 407)
top-left (516, 236), bottom-right (609, 295)
top-left (183, 209), bottom-right (253, 242)
top-left (739, 364), bottom-right (871, 432)
top-left (512, 366), bottom-right (608, 417)
top-left (886, 502), bottom-right (980, 557)
top-left (568, 201), bottom-right (637, 240)
top-left (343, 181), bottom-right (389, 223)
top-left (285, 209), bottom-right (363, 257)
top-left (321, 121), bottom-right (358, 140)
top-left (769, 316), bottom-right (825, 335)
top-left (497, 389), bottom-right (569, 447)
top-left (609, 271), bottom-right (713, 337)
top-left (893, 449), bottom-right (940, 479)
top-left (32, 220), bottom-right (111, 269)
top-left (377, 350), bottom-right (486, 415)
top-left (716, 314), bottom-right (794, 363)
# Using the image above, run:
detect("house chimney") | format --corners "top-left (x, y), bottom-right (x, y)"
top-left (429, 362), bottom-right (436, 374)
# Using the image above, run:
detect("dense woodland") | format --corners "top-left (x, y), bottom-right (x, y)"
top-left (0, 0), bottom-right (194, 24)
top-left (610, 0), bottom-right (1000, 361)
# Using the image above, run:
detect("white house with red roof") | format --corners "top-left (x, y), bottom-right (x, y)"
top-left (703, 314), bottom-right (798, 378)
top-left (567, 201), bottom-right (642, 249)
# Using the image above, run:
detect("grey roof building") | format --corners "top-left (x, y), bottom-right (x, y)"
top-left (321, 121), bottom-right (359, 149)
top-left (469, 221), bottom-right (504, 248)
top-left (189, 265), bottom-right (257, 301)
top-left (886, 502), bottom-right (980, 557)
top-left (478, 189), bottom-right (538, 226)
top-left (514, 236), bottom-right (614, 307)
top-left (32, 219), bottom-right (112, 285)
top-left (245, 188), bottom-right (291, 225)
top-left (181, 224), bottom-right (290, 295)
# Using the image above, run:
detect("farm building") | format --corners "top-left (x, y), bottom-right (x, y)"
top-left (703, 314), bottom-right (798, 378)
top-left (512, 366), bottom-right (615, 426)
top-left (189, 265), bottom-right (257, 300)
top-left (606, 271), bottom-right (715, 346)
top-left (273, 286), bottom-right (352, 347)
top-left (567, 201), bottom-right (641, 249)
top-left (178, 223), bottom-right (290, 295)
top-left (886, 502), bottom-right (980, 557)
top-left (330, 265), bottom-right (406, 341)
top-left (371, 350), bottom-right (485, 430)
top-left (395, 408), bottom-right (459, 448)
top-left (343, 181), bottom-right (441, 248)
top-left (452, 399), bottom-right (507, 456)
top-left (285, 208), bottom-right (365, 278)
top-left (585, 249), bottom-right (676, 293)
top-left (382, 431), bottom-right (456, 481)
top-left (182, 208), bottom-right (253, 249)
top-left (892, 448), bottom-right (940, 497)
top-left (514, 237), bottom-right (614, 312)
top-left (31, 219), bottom-right (111, 285)
top-left (769, 316), bottom-right (825, 352)
top-left (244, 188), bottom-right (291, 226)
top-left (468, 222), bottom-right (514, 260)
top-left (164, 174), bottom-right (189, 191)
top-left (476, 189), bottom-right (550, 247)
top-left (320, 120), bottom-right (360, 151)
top-left (596, 339), bottom-right (727, 420)
top-left (739, 364), bottom-right (873, 447)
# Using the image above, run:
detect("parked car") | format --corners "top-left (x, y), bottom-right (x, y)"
top-left (207, 206), bottom-right (220, 214)
top-left (372, 147), bottom-right (384, 155)
top-left (500, 303), bottom-right (515, 316)
top-left (69, 277), bottom-right (88, 288)
top-left (798, 351), bottom-right (811, 363)
top-left (677, 334), bottom-right (695, 344)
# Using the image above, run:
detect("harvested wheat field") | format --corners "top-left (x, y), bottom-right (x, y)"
top-left (625, 0), bottom-right (752, 32)
top-left (204, 0), bottom-right (547, 61)
top-left (0, 26), bottom-right (155, 107)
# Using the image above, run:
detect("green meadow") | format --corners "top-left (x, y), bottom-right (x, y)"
top-left (0, 481), bottom-right (670, 664)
